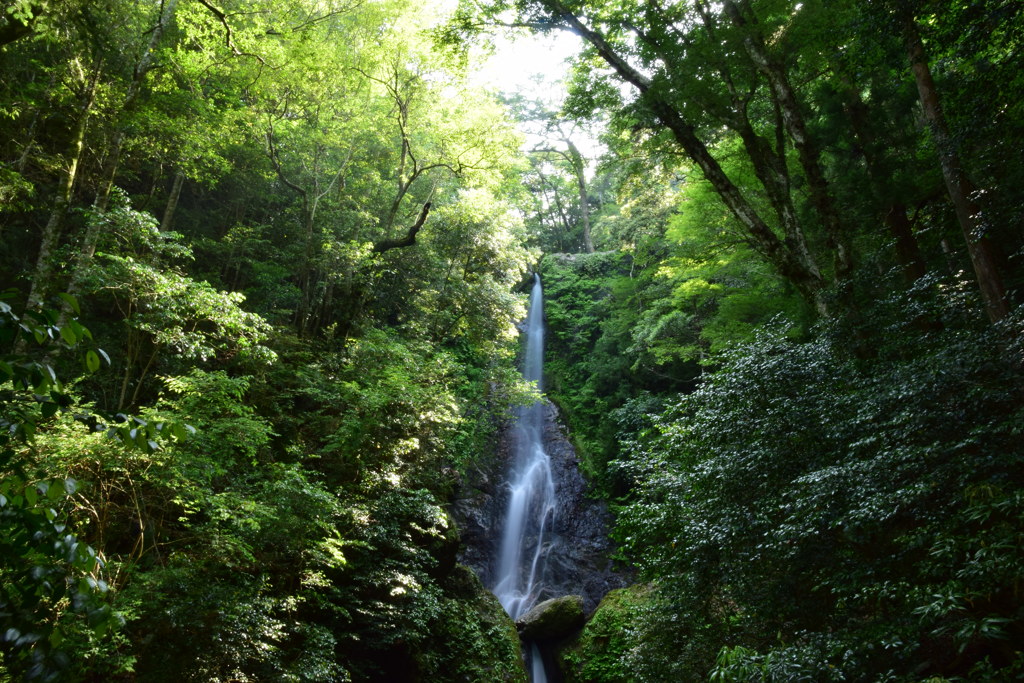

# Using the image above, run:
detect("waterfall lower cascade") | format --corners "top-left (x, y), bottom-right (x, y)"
top-left (493, 274), bottom-right (555, 680)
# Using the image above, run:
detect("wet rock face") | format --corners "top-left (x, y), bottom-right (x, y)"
top-left (450, 450), bottom-right (501, 588)
top-left (452, 400), bottom-right (626, 614)
top-left (539, 400), bottom-right (627, 613)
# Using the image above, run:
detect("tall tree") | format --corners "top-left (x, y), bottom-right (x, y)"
top-left (902, 12), bottom-right (1009, 321)
top-left (460, 0), bottom-right (848, 313)
top-left (24, 57), bottom-right (101, 309)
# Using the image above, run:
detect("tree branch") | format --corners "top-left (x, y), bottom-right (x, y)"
top-left (265, 125), bottom-right (307, 199)
top-left (288, 1), bottom-right (363, 33)
top-left (195, 0), bottom-right (267, 64)
top-left (372, 203), bottom-right (431, 254)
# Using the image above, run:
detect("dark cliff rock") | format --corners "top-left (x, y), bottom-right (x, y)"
top-left (450, 447), bottom-right (501, 588)
top-left (452, 399), bottom-right (627, 614)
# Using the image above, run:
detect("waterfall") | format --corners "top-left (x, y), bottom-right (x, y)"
top-left (493, 273), bottom-right (555, 680)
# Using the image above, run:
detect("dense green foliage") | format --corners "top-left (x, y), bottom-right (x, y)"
top-left (452, 0), bottom-right (1024, 680)
top-left (4, 0), bottom-right (1024, 680)
top-left (2, 1), bottom-right (533, 680)
top-left (615, 309), bottom-right (1024, 681)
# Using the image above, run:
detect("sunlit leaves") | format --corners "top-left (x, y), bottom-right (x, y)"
top-left (2, 0), bottom-right (561, 678)
top-left (0, 298), bottom-right (132, 680)
top-left (79, 195), bottom-right (276, 374)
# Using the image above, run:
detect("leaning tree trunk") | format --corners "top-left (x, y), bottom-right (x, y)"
top-left (904, 16), bottom-right (1008, 322)
top-left (723, 0), bottom-right (853, 283)
top-left (564, 139), bottom-right (594, 253)
top-left (554, 3), bottom-right (830, 315)
top-left (55, 0), bottom-right (179, 329)
top-left (160, 171), bottom-right (186, 232)
top-left (92, 0), bottom-right (179, 211)
top-left (25, 66), bottom-right (100, 311)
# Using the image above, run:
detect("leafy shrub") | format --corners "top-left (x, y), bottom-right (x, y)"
top-left (0, 294), bottom-right (152, 680)
top-left (112, 463), bottom-right (351, 681)
top-left (614, 307), bottom-right (1024, 681)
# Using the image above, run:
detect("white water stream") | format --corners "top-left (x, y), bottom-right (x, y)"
top-left (493, 274), bottom-right (555, 681)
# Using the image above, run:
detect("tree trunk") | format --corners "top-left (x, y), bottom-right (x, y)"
top-left (723, 0), bottom-right (853, 281)
top-left (554, 2), bottom-right (829, 314)
top-left (93, 0), bottom-right (179, 210)
top-left (160, 171), bottom-right (186, 232)
top-left (694, 1), bottom-right (804, 268)
top-left (904, 16), bottom-right (1008, 321)
top-left (564, 139), bottom-right (594, 253)
top-left (838, 75), bottom-right (928, 285)
top-left (885, 204), bottom-right (928, 284)
top-left (646, 96), bottom-right (829, 315)
top-left (25, 66), bottom-right (100, 310)
top-left (54, 0), bottom-right (180, 327)
top-left (537, 170), bottom-right (571, 251)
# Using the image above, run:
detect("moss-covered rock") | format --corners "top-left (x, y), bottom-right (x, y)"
top-left (557, 584), bottom-right (653, 682)
top-left (516, 594), bottom-right (586, 640)
top-left (417, 564), bottom-right (527, 682)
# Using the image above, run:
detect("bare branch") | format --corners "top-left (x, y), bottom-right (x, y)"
top-left (372, 203), bottom-right (432, 254)
top-left (195, 0), bottom-right (267, 64)
top-left (265, 124), bottom-right (307, 198)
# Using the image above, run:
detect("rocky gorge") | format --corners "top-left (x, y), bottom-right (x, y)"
top-left (452, 395), bottom-right (627, 678)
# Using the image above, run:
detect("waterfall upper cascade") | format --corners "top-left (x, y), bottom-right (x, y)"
top-left (493, 273), bottom-right (554, 680)
top-left (493, 273), bottom-right (554, 622)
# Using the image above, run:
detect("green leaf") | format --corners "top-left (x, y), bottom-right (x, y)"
top-left (40, 400), bottom-right (59, 419)
top-left (69, 319), bottom-right (92, 341)
top-left (59, 324), bottom-right (78, 346)
top-left (45, 482), bottom-right (62, 501)
top-left (172, 422), bottom-right (187, 440)
top-left (85, 350), bottom-right (101, 373)
top-left (57, 293), bottom-right (80, 316)
top-left (49, 628), bottom-right (64, 649)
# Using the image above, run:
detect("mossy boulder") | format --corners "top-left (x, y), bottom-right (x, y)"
top-left (516, 594), bottom-right (586, 640)
top-left (557, 584), bottom-right (653, 682)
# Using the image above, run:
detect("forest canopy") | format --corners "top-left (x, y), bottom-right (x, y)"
top-left (2, 0), bottom-right (1023, 681)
